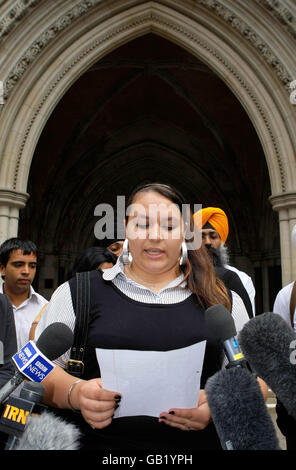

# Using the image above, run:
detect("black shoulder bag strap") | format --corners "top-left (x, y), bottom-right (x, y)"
top-left (290, 281), bottom-right (296, 329)
top-left (65, 271), bottom-right (91, 377)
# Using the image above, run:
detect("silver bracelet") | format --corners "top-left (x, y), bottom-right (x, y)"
top-left (67, 379), bottom-right (82, 411)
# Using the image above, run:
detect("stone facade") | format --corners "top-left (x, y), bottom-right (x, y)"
top-left (0, 0), bottom-right (295, 302)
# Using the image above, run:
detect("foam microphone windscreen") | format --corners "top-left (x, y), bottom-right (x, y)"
top-left (14, 411), bottom-right (81, 450)
top-left (238, 312), bottom-right (296, 420)
top-left (205, 367), bottom-right (280, 450)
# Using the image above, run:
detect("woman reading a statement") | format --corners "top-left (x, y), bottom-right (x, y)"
top-left (35, 183), bottom-right (263, 450)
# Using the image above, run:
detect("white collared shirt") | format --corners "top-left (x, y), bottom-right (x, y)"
top-left (273, 281), bottom-right (296, 331)
top-left (225, 264), bottom-right (256, 315)
top-left (0, 283), bottom-right (48, 349)
top-left (36, 256), bottom-right (249, 368)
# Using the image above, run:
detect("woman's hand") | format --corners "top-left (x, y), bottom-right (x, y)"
top-left (158, 389), bottom-right (211, 431)
top-left (74, 378), bottom-right (121, 429)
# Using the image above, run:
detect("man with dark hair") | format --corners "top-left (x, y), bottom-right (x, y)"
top-left (0, 238), bottom-right (47, 349)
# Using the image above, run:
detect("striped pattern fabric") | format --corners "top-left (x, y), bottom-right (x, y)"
top-left (35, 256), bottom-right (249, 368)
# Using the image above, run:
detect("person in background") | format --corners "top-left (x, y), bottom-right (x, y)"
top-left (106, 240), bottom-right (124, 257)
top-left (272, 223), bottom-right (296, 450)
top-left (68, 246), bottom-right (118, 279)
top-left (0, 293), bottom-right (17, 387)
top-left (0, 238), bottom-right (47, 349)
top-left (94, 211), bottom-right (124, 258)
top-left (35, 183), bottom-right (267, 451)
top-left (95, 238), bottom-right (124, 258)
top-left (194, 207), bottom-right (255, 314)
top-left (0, 292), bottom-right (18, 449)
top-left (206, 245), bottom-right (253, 318)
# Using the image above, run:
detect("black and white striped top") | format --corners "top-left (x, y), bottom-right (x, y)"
top-left (35, 256), bottom-right (250, 368)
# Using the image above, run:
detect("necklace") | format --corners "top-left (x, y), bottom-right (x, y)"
top-left (126, 264), bottom-right (159, 288)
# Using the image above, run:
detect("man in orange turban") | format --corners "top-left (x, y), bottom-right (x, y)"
top-left (194, 207), bottom-right (229, 246)
top-left (194, 207), bottom-right (255, 314)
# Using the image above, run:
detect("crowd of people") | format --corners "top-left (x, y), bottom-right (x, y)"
top-left (0, 182), bottom-right (294, 450)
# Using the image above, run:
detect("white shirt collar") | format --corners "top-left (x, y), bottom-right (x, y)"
top-left (102, 256), bottom-right (187, 290)
top-left (101, 256), bottom-right (125, 281)
top-left (0, 282), bottom-right (39, 305)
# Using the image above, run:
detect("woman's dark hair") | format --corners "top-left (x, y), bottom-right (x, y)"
top-left (68, 246), bottom-right (117, 279)
top-left (126, 182), bottom-right (231, 310)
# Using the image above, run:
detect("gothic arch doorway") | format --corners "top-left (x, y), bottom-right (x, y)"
top-left (18, 34), bottom-right (279, 312)
top-left (0, 1), bottom-right (295, 311)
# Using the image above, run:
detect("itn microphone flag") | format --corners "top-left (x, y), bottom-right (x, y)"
top-left (12, 341), bottom-right (55, 382)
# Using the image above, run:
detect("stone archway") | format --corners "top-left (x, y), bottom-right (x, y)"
top-left (0, 0), bottom-right (295, 297)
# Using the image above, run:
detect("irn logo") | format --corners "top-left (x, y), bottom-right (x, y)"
top-left (0, 396), bottom-right (34, 431)
top-left (2, 404), bottom-right (29, 425)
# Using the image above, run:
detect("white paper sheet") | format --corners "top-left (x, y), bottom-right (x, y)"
top-left (96, 341), bottom-right (206, 418)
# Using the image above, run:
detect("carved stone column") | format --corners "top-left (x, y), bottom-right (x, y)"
top-left (270, 192), bottom-right (296, 286)
top-left (0, 189), bottom-right (29, 243)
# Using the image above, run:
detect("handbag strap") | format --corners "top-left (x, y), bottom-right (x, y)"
top-left (290, 280), bottom-right (296, 329)
top-left (66, 271), bottom-right (90, 377)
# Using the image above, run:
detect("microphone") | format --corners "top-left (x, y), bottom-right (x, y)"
top-left (205, 366), bottom-right (280, 450)
top-left (205, 304), bottom-right (248, 368)
top-left (238, 312), bottom-right (296, 420)
top-left (0, 322), bottom-right (73, 404)
top-left (14, 410), bottom-right (81, 450)
top-left (2, 382), bottom-right (45, 450)
top-left (20, 381), bottom-right (45, 404)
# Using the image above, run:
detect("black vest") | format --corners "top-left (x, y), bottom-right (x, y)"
top-left (69, 270), bottom-right (223, 387)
